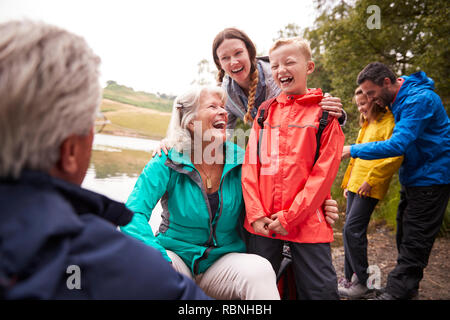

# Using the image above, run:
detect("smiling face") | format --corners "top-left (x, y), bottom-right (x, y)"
top-left (269, 43), bottom-right (314, 95)
top-left (189, 89), bottom-right (228, 145)
top-left (355, 93), bottom-right (371, 121)
top-left (359, 79), bottom-right (394, 108)
top-left (216, 38), bottom-right (252, 91)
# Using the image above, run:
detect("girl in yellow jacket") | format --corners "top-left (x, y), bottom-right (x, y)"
top-left (338, 87), bottom-right (403, 299)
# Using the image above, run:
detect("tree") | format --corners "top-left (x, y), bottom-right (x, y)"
top-left (191, 59), bottom-right (217, 86)
top-left (305, 0), bottom-right (449, 112)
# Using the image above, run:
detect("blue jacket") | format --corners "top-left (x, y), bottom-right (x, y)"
top-left (0, 171), bottom-right (209, 299)
top-left (351, 71), bottom-right (450, 186)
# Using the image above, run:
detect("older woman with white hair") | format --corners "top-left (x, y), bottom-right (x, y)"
top-left (121, 85), bottom-right (282, 299)
top-left (0, 20), bottom-right (209, 300)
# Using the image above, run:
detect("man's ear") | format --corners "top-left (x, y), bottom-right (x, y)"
top-left (50, 135), bottom-right (79, 180)
top-left (383, 77), bottom-right (392, 87)
top-left (49, 129), bottom-right (94, 185)
top-left (306, 61), bottom-right (315, 75)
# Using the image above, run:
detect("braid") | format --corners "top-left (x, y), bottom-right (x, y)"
top-left (243, 68), bottom-right (259, 124)
top-left (216, 69), bottom-right (225, 85)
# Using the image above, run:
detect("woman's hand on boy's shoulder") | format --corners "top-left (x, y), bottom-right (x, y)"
top-left (320, 93), bottom-right (343, 118)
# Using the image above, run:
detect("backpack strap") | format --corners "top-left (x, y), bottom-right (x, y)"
top-left (314, 110), bottom-right (329, 164)
top-left (256, 97), bottom-right (277, 162)
top-left (256, 97), bottom-right (277, 129)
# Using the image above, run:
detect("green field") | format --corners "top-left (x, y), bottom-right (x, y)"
top-left (103, 81), bottom-right (173, 113)
top-left (99, 82), bottom-right (173, 140)
top-left (99, 98), bottom-right (171, 140)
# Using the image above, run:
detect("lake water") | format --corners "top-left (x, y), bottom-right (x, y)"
top-left (82, 133), bottom-right (162, 231)
top-left (91, 133), bottom-right (161, 153)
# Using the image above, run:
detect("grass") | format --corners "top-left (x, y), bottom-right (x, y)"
top-left (104, 111), bottom-right (170, 139)
top-left (99, 99), bottom-right (171, 139)
top-left (103, 82), bottom-right (173, 113)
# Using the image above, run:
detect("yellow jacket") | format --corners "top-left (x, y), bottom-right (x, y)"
top-left (341, 111), bottom-right (403, 200)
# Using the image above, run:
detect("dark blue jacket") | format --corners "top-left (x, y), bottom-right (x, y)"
top-left (351, 71), bottom-right (450, 186)
top-left (0, 171), bottom-right (210, 299)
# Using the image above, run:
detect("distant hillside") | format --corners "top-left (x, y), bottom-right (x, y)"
top-left (99, 97), bottom-right (171, 140)
top-left (103, 81), bottom-right (174, 113)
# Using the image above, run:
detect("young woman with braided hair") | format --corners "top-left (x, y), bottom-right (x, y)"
top-left (212, 27), bottom-right (347, 128)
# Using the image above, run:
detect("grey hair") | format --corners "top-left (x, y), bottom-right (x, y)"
top-left (164, 85), bottom-right (226, 153)
top-left (0, 20), bottom-right (101, 178)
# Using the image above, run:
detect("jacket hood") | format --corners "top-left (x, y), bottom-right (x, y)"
top-left (395, 71), bottom-right (435, 106)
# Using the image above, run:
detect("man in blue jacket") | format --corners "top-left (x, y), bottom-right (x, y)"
top-left (0, 20), bottom-right (209, 300)
top-left (343, 62), bottom-right (450, 300)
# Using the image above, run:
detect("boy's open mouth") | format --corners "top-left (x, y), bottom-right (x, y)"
top-left (280, 76), bottom-right (293, 85)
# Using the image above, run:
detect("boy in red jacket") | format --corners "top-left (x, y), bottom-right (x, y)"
top-left (242, 37), bottom-right (345, 299)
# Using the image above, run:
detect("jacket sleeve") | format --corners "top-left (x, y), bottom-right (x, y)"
top-left (351, 95), bottom-right (434, 160)
top-left (278, 117), bottom-right (345, 231)
top-left (241, 118), bottom-right (267, 226)
top-left (120, 155), bottom-right (171, 262)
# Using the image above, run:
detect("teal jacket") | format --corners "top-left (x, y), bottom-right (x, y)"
top-left (121, 142), bottom-right (246, 275)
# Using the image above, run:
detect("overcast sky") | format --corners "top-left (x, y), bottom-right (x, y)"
top-left (0, 0), bottom-right (318, 96)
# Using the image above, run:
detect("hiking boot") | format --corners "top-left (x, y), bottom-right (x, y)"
top-left (338, 274), bottom-right (370, 299)
top-left (371, 288), bottom-right (419, 300)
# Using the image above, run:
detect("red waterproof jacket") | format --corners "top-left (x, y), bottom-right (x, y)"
top-left (242, 89), bottom-right (345, 243)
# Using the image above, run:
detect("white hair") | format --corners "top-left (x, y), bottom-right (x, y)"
top-left (0, 20), bottom-right (101, 178)
top-left (164, 85), bottom-right (226, 153)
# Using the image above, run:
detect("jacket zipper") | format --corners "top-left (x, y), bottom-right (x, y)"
top-left (192, 166), bottom-right (235, 275)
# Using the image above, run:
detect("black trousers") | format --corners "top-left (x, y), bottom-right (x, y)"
top-left (343, 191), bottom-right (379, 284)
top-left (248, 234), bottom-right (339, 300)
top-left (386, 184), bottom-right (450, 299)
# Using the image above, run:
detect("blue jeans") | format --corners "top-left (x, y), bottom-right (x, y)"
top-left (343, 191), bottom-right (379, 284)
